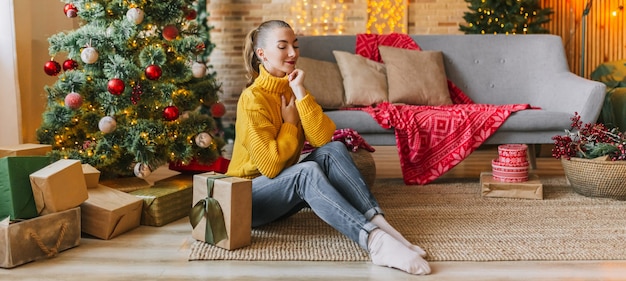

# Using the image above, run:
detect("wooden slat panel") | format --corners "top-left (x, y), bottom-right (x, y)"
top-left (542, 0), bottom-right (625, 77)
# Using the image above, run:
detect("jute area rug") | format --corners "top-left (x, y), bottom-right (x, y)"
top-left (189, 176), bottom-right (626, 262)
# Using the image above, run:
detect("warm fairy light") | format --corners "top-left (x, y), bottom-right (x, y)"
top-left (366, 0), bottom-right (407, 34)
top-left (289, 0), bottom-right (345, 35)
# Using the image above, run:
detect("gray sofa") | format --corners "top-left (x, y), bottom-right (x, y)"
top-left (298, 34), bottom-right (606, 165)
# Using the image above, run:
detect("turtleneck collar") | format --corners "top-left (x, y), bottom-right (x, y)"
top-left (253, 65), bottom-right (291, 94)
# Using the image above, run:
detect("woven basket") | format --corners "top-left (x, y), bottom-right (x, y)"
top-left (561, 157), bottom-right (626, 200)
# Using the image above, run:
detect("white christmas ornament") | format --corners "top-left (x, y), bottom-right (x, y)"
top-left (106, 26), bottom-right (116, 37)
top-left (98, 116), bottom-right (117, 133)
top-left (133, 163), bottom-right (152, 178)
top-left (81, 47), bottom-right (99, 64)
top-left (126, 7), bottom-right (144, 25)
top-left (191, 62), bottom-right (207, 78)
top-left (195, 132), bottom-right (213, 148)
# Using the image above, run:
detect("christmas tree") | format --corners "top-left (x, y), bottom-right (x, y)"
top-left (459, 0), bottom-right (553, 34)
top-left (37, 0), bottom-right (225, 179)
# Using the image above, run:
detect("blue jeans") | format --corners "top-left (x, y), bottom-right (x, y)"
top-left (251, 141), bottom-right (381, 250)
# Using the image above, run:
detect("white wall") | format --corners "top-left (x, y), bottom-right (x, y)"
top-left (0, 0), bottom-right (21, 145)
top-left (0, 0), bottom-right (75, 146)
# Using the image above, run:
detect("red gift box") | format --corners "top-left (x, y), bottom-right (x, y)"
top-left (169, 156), bottom-right (230, 174)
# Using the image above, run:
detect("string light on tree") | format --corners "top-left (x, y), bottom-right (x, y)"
top-left (459, 0), bottom-right (553, 35)
top-left (37, 0), bottom-right (225, 177)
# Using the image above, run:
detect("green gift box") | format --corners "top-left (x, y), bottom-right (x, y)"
top-left (129, 175), bottom-right (193, 227)
top-left (0, 156), bottom-right (52, 220)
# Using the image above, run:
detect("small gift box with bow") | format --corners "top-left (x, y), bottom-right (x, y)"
top-left (190, 172), bottom-right (251, 250)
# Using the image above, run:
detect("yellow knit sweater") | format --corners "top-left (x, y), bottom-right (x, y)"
top-left (226, 66), bottom-right (336, 179)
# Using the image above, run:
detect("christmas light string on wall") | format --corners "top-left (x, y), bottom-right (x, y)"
top-left (366, 0), bottom-right (407, 34)
top-left (289, 0), bottom-right (346, 35)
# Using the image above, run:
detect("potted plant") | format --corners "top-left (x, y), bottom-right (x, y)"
top-left (552, 112), bottom-right (626, 200)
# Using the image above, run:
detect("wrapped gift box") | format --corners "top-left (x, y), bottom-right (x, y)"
top-left (80, 185), bottom-right (143, 240)
top-left (191, 172), bottom-right (251, 250)
top-left (129, 175), bottom-right (193, 226)
top-left (0, 156), bottom-right (52, 220)
top-left (0, 144), bottom-right (51, 158)
top-left (81, 164), bottom-right (101, 189)
top-left (0, 207), bottom-right (81, 268)
top-left (99, 176), bottom-right (152, 192)
top-left (480, 172), bottom-right (543, 200)
top-left (169, 156), bottom-right (230, 174)
top-left (30, 159), bottom-right (89, 215)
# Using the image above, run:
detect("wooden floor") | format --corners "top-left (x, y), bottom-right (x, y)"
top-left (2, 146), bottom-right (626, 280)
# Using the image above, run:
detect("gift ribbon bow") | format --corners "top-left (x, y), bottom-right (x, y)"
top-left (189, 175), bottom-right (228, 244)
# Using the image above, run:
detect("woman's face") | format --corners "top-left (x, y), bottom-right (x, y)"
top-left (257, 27), bottom-right (299, 77)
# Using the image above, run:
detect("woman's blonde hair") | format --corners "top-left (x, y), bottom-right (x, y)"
top-left (243, 20), bottom-right (292, 87)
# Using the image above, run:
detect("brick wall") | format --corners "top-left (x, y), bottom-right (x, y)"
top-left (206, 0), bottom-right (468, 126)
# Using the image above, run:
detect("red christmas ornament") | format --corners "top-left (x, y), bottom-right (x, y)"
top-left (162, 25), bottom-right (179, 41)
top-left (63, 3), bottom-right (77, 18)
top-left (62, 59), bottom-right (78, 71)
top-left (210, 102), bottom-right (226, 118)
top-left (185, 9), bottom-right (197, 20)
top-left (163, 106), bottom-right (180, 121)
top-left (145, 65), bottom-right (162, 80)
top-left (107, 78), bottom-right (125, 95)
top-left (64, 92), bottom-right (83, 109)
top-left (44, 60), bottom-right (61, 76)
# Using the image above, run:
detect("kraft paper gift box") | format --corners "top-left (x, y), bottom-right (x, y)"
top-left (190, 172), bottom-right (251, 250)
top-left (0, 156), bottom-right (52, 220)
top-left (29, 159), bottom-right (89, 215)
top-left (480, 172), bottom-right (543, 200)
top-left (129, 175), bottom-right (193, 227)
top-left (99, 176), bottom-right (152, 192)
top-left (0, 144), bottom-right (51, 158)
top-left (80, 185), bottom-right (143, 240)
top-left (0, 207), bottom-right (81, 269)
top-left (81, 164), bottom-right (101, 189)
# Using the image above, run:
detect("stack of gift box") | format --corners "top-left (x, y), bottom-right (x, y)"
top-left (0, 144), bottom-right (86, 268)
top-left (491, 144), bottom-right (530, 183)
top-left (480, 144), bottom-right (544, 200)
top-left (0, 143), bottom-right (250, 268)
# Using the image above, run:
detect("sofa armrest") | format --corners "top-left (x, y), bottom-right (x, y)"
top-left (534, 72), bottom-right (606, 124)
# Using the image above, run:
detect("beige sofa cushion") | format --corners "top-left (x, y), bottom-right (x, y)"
top-left (297, 57), bottom-right (345, 109)
top-left (333, 50), bottom-right (388, 107)
top-left (379, 46), bottom-right (452, 106)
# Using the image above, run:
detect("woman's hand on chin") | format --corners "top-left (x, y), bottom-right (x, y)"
top-left (288, 69), bottom-right (306, 99)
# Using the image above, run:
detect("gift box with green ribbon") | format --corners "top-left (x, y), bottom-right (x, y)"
top-left (0, 156), bottom-right (52, 220)
top-left (190, 172), bottom-right (251, 250)
top-left (129, 175), bottom-right (193, 227)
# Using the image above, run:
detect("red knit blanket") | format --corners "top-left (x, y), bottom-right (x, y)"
top-left (355, 33), bottom-right (532, 184)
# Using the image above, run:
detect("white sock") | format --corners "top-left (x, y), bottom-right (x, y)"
top-left (371, 215), bottom-right (427, 257)
top-left (368, 229), bottom-right (431, 275)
